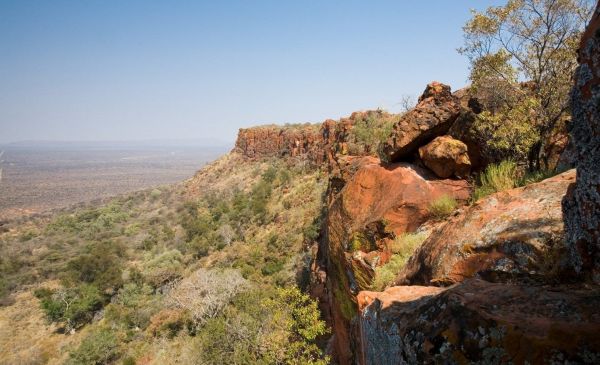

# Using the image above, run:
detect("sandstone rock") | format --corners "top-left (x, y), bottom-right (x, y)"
top-left (357, 279), bottom-right (600, 365)
top-left (381, 82), bottom-right (461, 162)
top-left (234, 124), bottom-right (323, 163)
top-left (323, 156), bottom-right (470, 363)
top-left (398, 170), bottom-right (575, 286)
top-left (448, 108), bottom-right (488, 170)
top-left (418, 135), bottom-right (471, 178)
top-left (562, 4), bottom-right (600, 283)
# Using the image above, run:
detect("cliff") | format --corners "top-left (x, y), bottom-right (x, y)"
top-left (234, 124), bottom-right (324, 164)
top-left (225, 33), bottom-right (600, 361)
top-left (563, 2), bottom-right (600, 283)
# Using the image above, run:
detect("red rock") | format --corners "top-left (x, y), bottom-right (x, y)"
top-left (357, 279), bottom-right (600, 364)
top-left (418, 135), bottom-right (471, 178)
top-left (234, 124), bottom-right (324, 163)
top-left (323, 156), bottom-right (470, 363)
top-left (381, 82), bottom-right (461, 162)
top-left (397, 170), bottom-right (576, 287)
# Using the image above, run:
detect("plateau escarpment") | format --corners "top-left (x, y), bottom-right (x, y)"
top-left (230, 74), bottom-right (596, 363)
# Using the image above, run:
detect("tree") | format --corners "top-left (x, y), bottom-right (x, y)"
top-left (459, 0), bottom-right (594, 169)
top-left (166, 268), bottom-right (248, 331)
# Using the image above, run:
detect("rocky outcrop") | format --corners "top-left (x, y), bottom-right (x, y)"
top-left (397, 170), bottom-right (575, 287)
top-left (381, 82), bottom-right (461, 162)
top-left (323, 156), bottom-right (470, 364)
top-left (418, 136), bottom-right (471, 178)
top-left (562, 3), bottom-right (600, 283)
top-left (234, 124), bottom-right (323, 163)
top-left (357, 279), bottom-right (600, 364)
top-left (448, 108), bottom-right (486, 170)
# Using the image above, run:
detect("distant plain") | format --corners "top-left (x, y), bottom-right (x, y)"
top-left (0, 142), bottom-right (228, 221)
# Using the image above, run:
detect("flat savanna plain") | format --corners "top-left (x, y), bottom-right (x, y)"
top-left (0, 143), bottom-right (228, 221)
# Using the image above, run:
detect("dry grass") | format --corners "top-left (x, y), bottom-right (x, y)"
top-left (0, 283), bottom-right (84, 365)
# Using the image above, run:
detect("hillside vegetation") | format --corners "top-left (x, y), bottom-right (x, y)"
top-left (0, 153), bottom-right (329, 365)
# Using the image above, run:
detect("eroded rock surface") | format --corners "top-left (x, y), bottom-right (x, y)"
top-left (563, 4), bottom-right (600, 283)
top-left (234, 124), bottom-right (323, 163)
top-left (418, 135), bottom-right (471, 178)
top-left (358, 279), bottom-right (600, 365)
top-left (381, 82), bottom-right (461, 162)
top-left (324, 156), bottom-right (470, 363)
top-left (397, 170), bottom-right (575, 286)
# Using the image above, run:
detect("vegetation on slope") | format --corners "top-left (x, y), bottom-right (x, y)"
top-left (0, 153), bottom-right (329, 365)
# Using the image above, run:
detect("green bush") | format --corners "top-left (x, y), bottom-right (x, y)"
top-left (349, 110), bottom-right (397, 155)
top-left (35, 284), bottom-right (104, 330)
top-left (371, 232), bottom-right (426, 291)
top-left (142, 249), bottom-right (184, 287)
top-left (428, 195), bottom-right (457, 219)
top-left (472, 160), bottom-right (519, 201)
top-left (472, 97), bottom-right (540, 164)
top-left (63, 242), bottom-right (124, 292)
top-left (66, 328), bottom-right (119, 365)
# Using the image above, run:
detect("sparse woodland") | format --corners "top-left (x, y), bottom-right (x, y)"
top-left (1, 1), bottom-right (599, 364)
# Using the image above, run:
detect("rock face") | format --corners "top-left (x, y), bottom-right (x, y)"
top-left (234, 124), bottom-right (324, 163)
top-left (397, 170), bottom-right (575, 286)
top-left (562, 4), bottom-right (600, 283)
top-left (322, 156), bottom-right (470, 364)
top-left (381, 82), bottom-right (461, 162)
top-left (418, 135), bottom-right (471, 178)
top-left (357, 279), bottom-right (600, 365)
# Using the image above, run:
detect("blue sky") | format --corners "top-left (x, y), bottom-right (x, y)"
top-left (0, 0), bottom-right (502, 144)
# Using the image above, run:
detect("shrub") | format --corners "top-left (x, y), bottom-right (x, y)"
top-left (350, 110), bottom-right (397, 155)
top-left (66, 328), bottom-right (119, 365)
top-left (63, 242), bottom-right (124, 292)
top-left (472, 97), bottom-right (540, 164)
top-left (371, 232), bottom-right (426, 291)
top-left (472, 160), bottom-right (519, 201)
top-left (36, 284), bottom-right (104, 330)
top-left (142, 249), bottom-right (184, 288)
top-left (263, 287), bottom-right (330, 364)
top-left (428, 195), bottom-right (457, 219)
top-left (166, 268), bottom-right (247, 331)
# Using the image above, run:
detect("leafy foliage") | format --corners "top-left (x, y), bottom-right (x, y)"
top-left (472, 97), bottom-right (541, 163)
top-left (1, 154), bottom-right (329, 364)
top-left (347, 110), bottom-right (398, 156)
top-left (66, 328), bottom-right (119, 365)
top-left (35, 284), bottom-right (104, 331)
top-left (371, 233), bottom-right (427, 291)
top-left (460, 0), bottom-right (594, 168)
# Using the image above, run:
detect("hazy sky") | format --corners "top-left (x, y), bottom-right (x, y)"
top-left (1, 0), bottom-right (502, 144)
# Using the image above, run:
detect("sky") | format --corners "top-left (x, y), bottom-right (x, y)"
top-left (0, 0), bottom-right (503, 145)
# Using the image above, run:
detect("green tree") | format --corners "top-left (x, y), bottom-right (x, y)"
top-left (460, 0), bottom-right (594, 169)
top-left (35, 284), bottom-right (104, 331)
top-left (66, 328), bottom-right (119, 365)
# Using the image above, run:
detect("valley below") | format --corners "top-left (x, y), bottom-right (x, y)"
top-left (0, 143), bottom-right (227, 221)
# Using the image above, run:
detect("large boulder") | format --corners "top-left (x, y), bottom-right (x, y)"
top-left (357, 279), bottom-right (600, 365)
top-left (381, 82), bottom-right (461, 162)
top-left (562, 4), bottom-right (600, 283)
top-left (322, 156), bottom-right (471, 364)
top-left (397, 169), bottom-right (576, 286)
top-left (418, 135), bottom-right (471, 178)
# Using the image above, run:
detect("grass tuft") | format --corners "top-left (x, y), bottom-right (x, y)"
top-left (428, 195), bottom-right (457, 219)
top-left (370, 232), bottom-right (426, 291)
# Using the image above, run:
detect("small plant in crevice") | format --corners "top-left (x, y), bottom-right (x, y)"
top-left (370, 232), bottom-right (427, 291)
top-left (472, 160), bottom-right (519, 201)
top-left (428, 195), bottom-right (458, 219)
